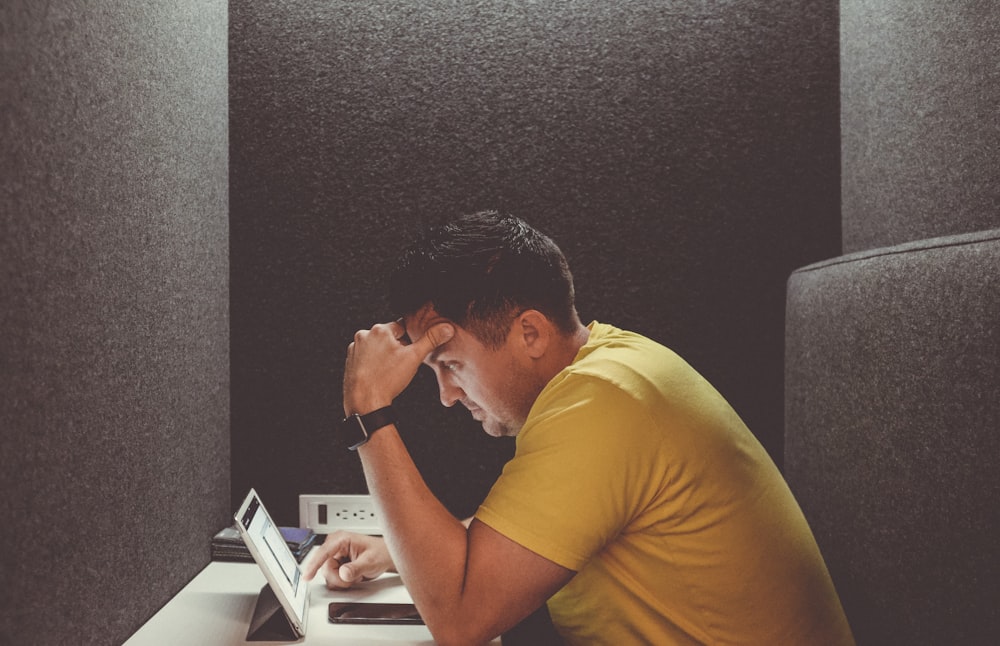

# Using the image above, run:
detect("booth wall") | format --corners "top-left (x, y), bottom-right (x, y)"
top-left (0, 2), bottom-right (231, 644)
top-left (229, 0), bottom-right (841, 523)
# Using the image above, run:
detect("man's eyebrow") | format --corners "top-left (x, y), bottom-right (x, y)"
top-left (425, 344), bottom-right (448, 365)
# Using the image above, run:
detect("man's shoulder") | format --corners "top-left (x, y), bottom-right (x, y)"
top-left (530, 322), bottom-right (729, 443)
top-left (570, 323), bottom-right (689, 390)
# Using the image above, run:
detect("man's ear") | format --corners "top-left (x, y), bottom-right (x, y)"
top-left (516, 310), bottom-right (552, 359)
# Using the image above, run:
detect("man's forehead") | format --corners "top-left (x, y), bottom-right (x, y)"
top-left (404, 305), bottom-right (453, 341)
top-left (404, 305), bottom-right (458, 365)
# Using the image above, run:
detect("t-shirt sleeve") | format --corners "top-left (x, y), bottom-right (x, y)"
top-left (475, 374), bottom-right (663, 571)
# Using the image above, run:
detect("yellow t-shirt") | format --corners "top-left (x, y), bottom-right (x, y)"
top-left (475, 323), bottom-right (853, 645)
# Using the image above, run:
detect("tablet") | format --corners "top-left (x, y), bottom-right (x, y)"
top-left (235, 488), bottom-right (309, 638)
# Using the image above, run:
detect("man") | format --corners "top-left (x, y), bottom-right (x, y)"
top-left (303, 211), bottom-right (854, 645)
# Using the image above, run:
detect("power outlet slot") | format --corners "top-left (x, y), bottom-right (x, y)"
top-left (298, 494), bottom-right (381, 534)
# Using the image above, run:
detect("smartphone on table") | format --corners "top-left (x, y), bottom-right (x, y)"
top-left (328, 601), bottom-right (423, 625)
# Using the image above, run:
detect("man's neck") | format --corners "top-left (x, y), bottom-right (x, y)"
top-left (539, 323), bottom-right (591, 382)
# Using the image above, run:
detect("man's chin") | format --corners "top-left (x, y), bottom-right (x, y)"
top-left (480, 419), bottom-right (519, 438)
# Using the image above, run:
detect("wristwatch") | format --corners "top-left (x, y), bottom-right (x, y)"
top-left (342, 406), bottom-right (398, 451)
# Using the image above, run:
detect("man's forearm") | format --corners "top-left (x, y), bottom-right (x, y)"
top-left (357, 425), bottom-right (481, 640)
top-left (341, 318), bottom-right (572, 643)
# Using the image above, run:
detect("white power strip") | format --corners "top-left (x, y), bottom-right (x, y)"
top-left (298, 494), bottom-right (381, 534)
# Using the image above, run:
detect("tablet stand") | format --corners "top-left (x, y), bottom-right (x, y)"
top-left (247, 584), bottom-right (300, 642)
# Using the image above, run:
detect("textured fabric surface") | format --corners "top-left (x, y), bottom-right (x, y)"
top-left (841, 0), bottom-right (1000, 252)
top-left (785, 229), bottom-right (1000, 645)
top-left (0, 2), bottom-right (230, 644)
top-left (229, 0), bottom-right (841, 524)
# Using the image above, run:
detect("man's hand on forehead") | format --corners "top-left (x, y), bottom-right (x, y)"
top-left (403, 306), bottom-right (455, 349)
top-left (416, 321), bottom-right (454, 352)
top-left (343, 318), bottom-right (454, 415)
top-left (392, 318), bottom-right (412, 345)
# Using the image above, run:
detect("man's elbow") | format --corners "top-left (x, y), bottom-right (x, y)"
top-left (425, 615), bottom-right (499, 646)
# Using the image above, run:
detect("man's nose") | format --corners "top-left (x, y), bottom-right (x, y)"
top-left (438, 374), bottom-right (464, 408)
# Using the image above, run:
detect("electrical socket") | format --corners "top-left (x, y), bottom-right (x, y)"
top-left (298, 494), bottom-right (381, 535)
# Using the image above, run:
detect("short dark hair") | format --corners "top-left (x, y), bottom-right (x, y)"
top-left (389, 211), bottom-right (579, 349)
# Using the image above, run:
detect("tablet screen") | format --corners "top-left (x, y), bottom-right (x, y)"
top-left (236, 489), bottom-right (309, 633)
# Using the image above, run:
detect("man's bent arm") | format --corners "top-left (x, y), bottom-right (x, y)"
top-left (358, 425), bottom-right (574, 645)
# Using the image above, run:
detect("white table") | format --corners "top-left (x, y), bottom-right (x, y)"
top-left (124, 561), bottom-right (483, 645)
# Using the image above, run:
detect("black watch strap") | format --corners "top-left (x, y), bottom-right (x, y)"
top-left (343, 405), bottom-right (398, 451)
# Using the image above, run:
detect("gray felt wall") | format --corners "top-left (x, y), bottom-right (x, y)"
top-left (785, 1), bottom-right (1000, 643)
top-left (841, 0), bottom-right (1000, 253)
top-left (0, 2), bottom-right (230, 645)
top-left (230, 0), bottom-right (840, 525)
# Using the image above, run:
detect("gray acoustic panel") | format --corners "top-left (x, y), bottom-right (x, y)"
top-left (785, 229), bottom-right (1000, 645)
top-left (841, 0), bottom-right (1000, 252)
top-left (229, 0), bottom-right (840, 524)
top-left (0, 2), bottom-right (230, 644)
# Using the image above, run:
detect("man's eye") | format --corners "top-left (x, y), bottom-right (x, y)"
top-left (443, 362), bottom-right (459, 372)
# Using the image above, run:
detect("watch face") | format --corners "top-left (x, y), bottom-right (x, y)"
top-left (344, 414), bottom-right (368, 450)
top-left (344, 407), bottom-right (397, 451)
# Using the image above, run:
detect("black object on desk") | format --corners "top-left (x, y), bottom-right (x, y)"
top-left (247, 584), bottom-right (301, 642)
top-left (328, 601), bottom-right (423, 625)
top-left (211, 524), bottom-right (317, 563)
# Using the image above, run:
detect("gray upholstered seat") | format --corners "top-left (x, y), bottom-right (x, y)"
top-left (785, 228), bottom-right (1000, 645)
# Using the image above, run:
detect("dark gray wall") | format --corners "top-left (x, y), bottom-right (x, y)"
top-left (230, 0), bottom-right (840, 524)
top-left (784, 2), bottom-right (1000, 643)
top-left (0, 2), bottom-right (230, 644)
top-left (841, 0), bottom-right (1000, 252)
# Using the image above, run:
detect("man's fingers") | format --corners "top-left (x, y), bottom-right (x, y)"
top-left (301, 545), bottom-right (324, 580)
top-left (338, 562), bottom-right (364, 585)
top-left (302, 535), bottom-right (347, 581)
top-left (392, 318), bottom-right (411, 344)
top-left (317, 544), bottom-right (385, 589)
top-left (321, 560), bottom-right (354, 589)
top-left (414, 322), bottom-right (454, 355)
